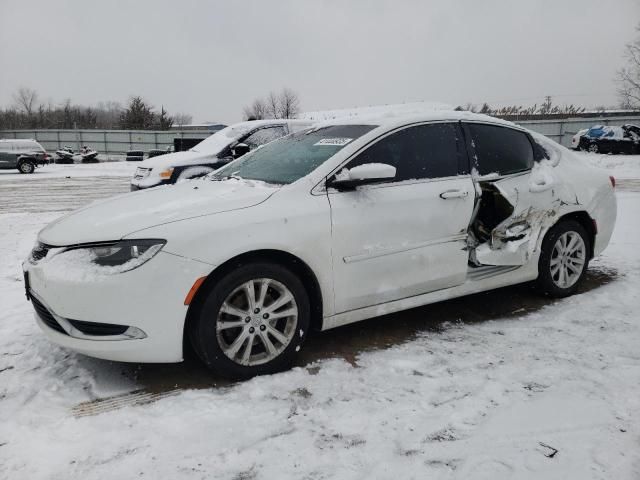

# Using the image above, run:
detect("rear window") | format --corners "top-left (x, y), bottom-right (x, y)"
top-left (467, 124), bottom-right (534, 176)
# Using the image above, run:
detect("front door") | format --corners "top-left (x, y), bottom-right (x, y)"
top-left (328, 123), bottom-right (474, 313)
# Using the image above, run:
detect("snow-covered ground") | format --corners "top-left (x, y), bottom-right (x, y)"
top-left (0, 158), bottom-right (639, 479)
top-left (579, 152), bottom-right (640, 180)
top-left (0, 160), bottom-right (137, 180)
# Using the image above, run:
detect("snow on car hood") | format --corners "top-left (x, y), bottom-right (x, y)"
top-left (137, 150), bottom-right (215, 170)
top-left (38, 179), bottom-right (278, 246)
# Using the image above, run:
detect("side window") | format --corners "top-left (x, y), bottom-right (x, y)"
top-left (243, 126), bottom-right (286, 150)
top-left (467, 124), bottom-right (533, 175)
top-left (346, 123), bottom-right (461, 182)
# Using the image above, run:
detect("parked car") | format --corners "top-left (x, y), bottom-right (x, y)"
top-left (130, 119), bottom-right (314, 190)
top-left (23, 112), bottom-right (616, 379)
top-left (0, 139), bottom-right (50, 173)
top-left (571, 124), bottom-right (640, 154)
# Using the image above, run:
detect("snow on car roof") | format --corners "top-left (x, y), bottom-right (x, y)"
top-left (299, 101), bottom-right (452, 121)
top-left (310, 109), bottom-right (522, 131)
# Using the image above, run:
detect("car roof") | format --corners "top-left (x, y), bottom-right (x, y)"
top-left (233, 119), bottom-right (314, 129)
top-left (310, 110), bottom-right (523, 131)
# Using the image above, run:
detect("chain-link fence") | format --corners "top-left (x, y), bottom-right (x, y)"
top-left (2, 115), bottom-right (640, 156)
top-left (0, 129), bottom-right (216, 158)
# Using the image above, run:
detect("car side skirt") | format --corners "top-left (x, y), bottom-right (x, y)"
top-left (322, 262), bottom-right (538, 330)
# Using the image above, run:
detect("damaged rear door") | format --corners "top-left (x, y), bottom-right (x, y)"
top-left (463, 122), bottom-right (557, 266)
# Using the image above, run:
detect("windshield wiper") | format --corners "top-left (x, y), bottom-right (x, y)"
top-left (211, 173), bottom-right (243, 182)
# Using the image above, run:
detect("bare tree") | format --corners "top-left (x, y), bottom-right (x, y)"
top-left (277, 87), bottom-right (300, 119)
top-left (243, 88), bottom-right (301, 120)
top-left (617, 24), bottom-right (640, 109)
top-left (13, 87), bottom-right (38, 116)
top-left (266, 91), bottom-right (280, 119)
top-left (461, 103), bottom-right (477, 112)
top-left (242, 99), bottom-right (267, 120)
top-left (173, 112), bottom-right (193, 126)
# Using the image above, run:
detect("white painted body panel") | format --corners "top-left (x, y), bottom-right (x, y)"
top-left (27, 251), bottom-right (211, 362)
top-left (328, 176), bottom-right (474, 312)
top-left (24, 111), bottom-right (617, 363)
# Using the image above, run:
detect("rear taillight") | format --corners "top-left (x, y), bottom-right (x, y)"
top-left (609, 176), bottom-right (616, 188)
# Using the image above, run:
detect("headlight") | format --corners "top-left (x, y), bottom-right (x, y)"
top-left (159, 168), bottom-right (174, 179)
top-left (35, 239), bottom-right (166, 274)
top-left (84, 240), bottom-right (166, 268)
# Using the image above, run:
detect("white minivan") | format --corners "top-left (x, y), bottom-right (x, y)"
top-left (130, 119), bottom-right (313, 190)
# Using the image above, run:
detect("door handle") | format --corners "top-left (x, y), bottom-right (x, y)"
top-left (439, 189), bottom-right (469, 199)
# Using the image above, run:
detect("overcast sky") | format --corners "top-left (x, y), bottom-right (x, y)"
top-left (1, 0), bottom-right (638, 124)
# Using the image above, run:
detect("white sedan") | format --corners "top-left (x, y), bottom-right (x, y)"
top-left (23, 111), bottom-right (617, 378)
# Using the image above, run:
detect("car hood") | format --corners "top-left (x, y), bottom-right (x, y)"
top-left (38, 179), bottom-right (279, 246)
top-left (138, 150), bottom-right (218, 170)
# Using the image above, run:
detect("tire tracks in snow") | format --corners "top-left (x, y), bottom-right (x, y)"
top-left (0, 176), bottom-right (130, 213)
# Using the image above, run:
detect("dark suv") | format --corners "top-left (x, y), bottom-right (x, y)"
top-left (0, 139), bottom-right (50, 173)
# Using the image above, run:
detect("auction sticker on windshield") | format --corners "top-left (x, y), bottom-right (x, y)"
top-left (314, 138), bottom-right (353, 146)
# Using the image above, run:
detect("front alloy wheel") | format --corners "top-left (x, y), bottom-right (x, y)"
top-left (189, 262), bottom-right (310, 378)
top-left (217, 278), bottom-right (298, 366)
top-left (588, 143), bottom-right (599, 153)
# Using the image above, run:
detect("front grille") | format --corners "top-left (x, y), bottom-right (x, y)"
top-left (134, 167), bottom-right (150, 179)
top-left (30, 295), bottom-right (67, 335)
top-left (68, 320), bottom-right (128, 336)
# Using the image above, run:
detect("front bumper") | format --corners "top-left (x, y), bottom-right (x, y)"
top-left (130, 178), bottom-right (170, 191)
top-left (24, 251), bottom-right (212, 363)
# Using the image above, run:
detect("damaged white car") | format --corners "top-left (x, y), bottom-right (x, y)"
top-left (23, 112), bottom-right (617, 378)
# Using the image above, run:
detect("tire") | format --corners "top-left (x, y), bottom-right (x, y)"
top-left (536, 220), bottom-right (590, 298)
top-left (587, 143), bottom-right (599, 153)
top-left (18, 161), bottom-right (35, 174)
top-left (188, 262), bottom-right (310, 379)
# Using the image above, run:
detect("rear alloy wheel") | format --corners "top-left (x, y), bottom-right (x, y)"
top-left (588, 143), bottom-right (599, 153)
top-left (18, 161), bottom-right (35, 174)
top-left (190, 263), bottom-right (310, 378)
top-left (536, 220), bottom-right (590, 297)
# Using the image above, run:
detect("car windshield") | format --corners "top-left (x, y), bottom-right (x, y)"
top-left (211, 125), bottom-right (377, 185)
top-left (190, 124), bottom-right (258, 154)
